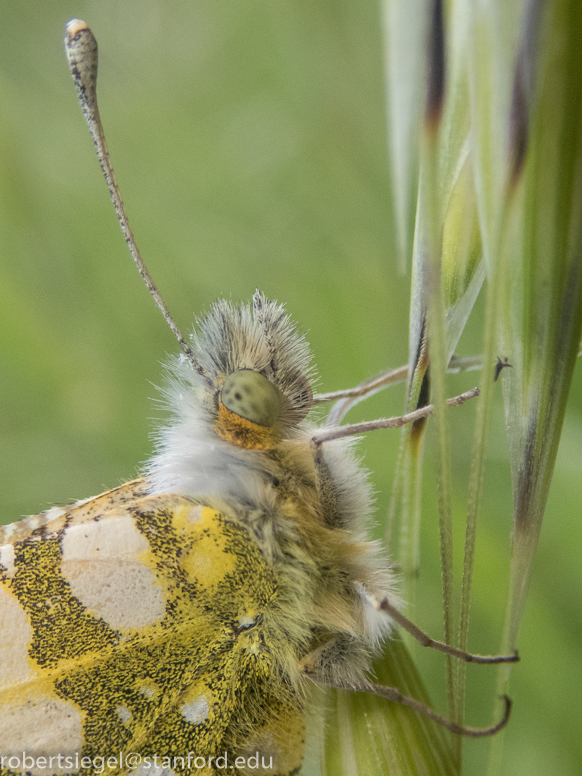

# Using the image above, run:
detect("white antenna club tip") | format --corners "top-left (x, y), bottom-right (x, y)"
top-left (66, 19), bottom-right (89, 36)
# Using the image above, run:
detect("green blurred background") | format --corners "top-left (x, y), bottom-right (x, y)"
top-left (0, 2), bottom-right (580, 774)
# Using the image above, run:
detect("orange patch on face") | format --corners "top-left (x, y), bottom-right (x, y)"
top-left (215, 399), bottom-right (281, 450)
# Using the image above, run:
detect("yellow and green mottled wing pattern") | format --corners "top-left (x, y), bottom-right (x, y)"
top-left (0, 485), bottom-right (304, 776)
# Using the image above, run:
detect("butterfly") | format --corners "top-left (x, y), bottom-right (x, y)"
top-left (0, 19), bottom-right (516, 776)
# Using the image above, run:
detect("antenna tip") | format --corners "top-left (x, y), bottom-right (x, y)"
top-left (65, 19), bottom-right (96, 61)
top-left (65, 19), bottom-right (98, 101)
top-left (66, 18), bottom-right (89, 35)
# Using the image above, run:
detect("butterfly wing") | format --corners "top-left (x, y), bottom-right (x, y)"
top-left (0, 484), bottom-right (304, 775)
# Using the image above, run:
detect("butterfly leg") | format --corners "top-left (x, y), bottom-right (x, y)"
top-left (310, 386), bottom-right (479, 447)
top-left (315, 354), bottom-right (484, 424)
top-left (300, 641), bottom-right (512, 738)
top-left (360, 588), bottom-right (518, 664)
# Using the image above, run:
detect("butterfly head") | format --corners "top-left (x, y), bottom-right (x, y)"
top-left (159, 290), bottom-right (315, 451)
top-left (146, 291), bottom-right (316, 497)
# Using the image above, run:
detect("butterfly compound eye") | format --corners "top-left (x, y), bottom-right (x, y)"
top-left (220, 370), bottom-right (281, 427)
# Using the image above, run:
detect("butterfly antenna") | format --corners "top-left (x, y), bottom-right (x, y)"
top-left (64, 19), bottom-right (207, 378)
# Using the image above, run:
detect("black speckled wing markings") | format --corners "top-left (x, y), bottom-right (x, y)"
top-left (0, 484), bottom-right (304, 775)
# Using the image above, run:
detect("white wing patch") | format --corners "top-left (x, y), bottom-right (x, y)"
top-left (0, 695), bottom-right (83, 775)
top-left (0, 522), bottom-right (16, 540)
top-left (60, 515), bottom-right (165, 630)
top-left (42, 507), bottom-right (68, 524)
top-left (61, 514), bottom-right (149, 560)
top-left (0, 586), bottom-right (35, 689)
top-left (116, 705), bottom-right (132, 723)
top-left (0, 544), bottom-right (16, 577)
top-left (180, 694), bottom-right (210, 725)
top-left (139, 684), bottom-right (157, 699)
top-left (186, 505), bottom-right (205, 522)
top-left (132, 765), bottom-right (175, 776)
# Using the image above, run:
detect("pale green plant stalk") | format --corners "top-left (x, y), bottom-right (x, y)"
top-left (486, 3), bottom-right (582, 773)
top-left (381, 0), bottom-right (427, 269)
top-left (421, 4), bottom-right (462, 756)
top-left (379, 0), bottom-right (582, 774)
top-left (319, 641), bottom-right (458, 776)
